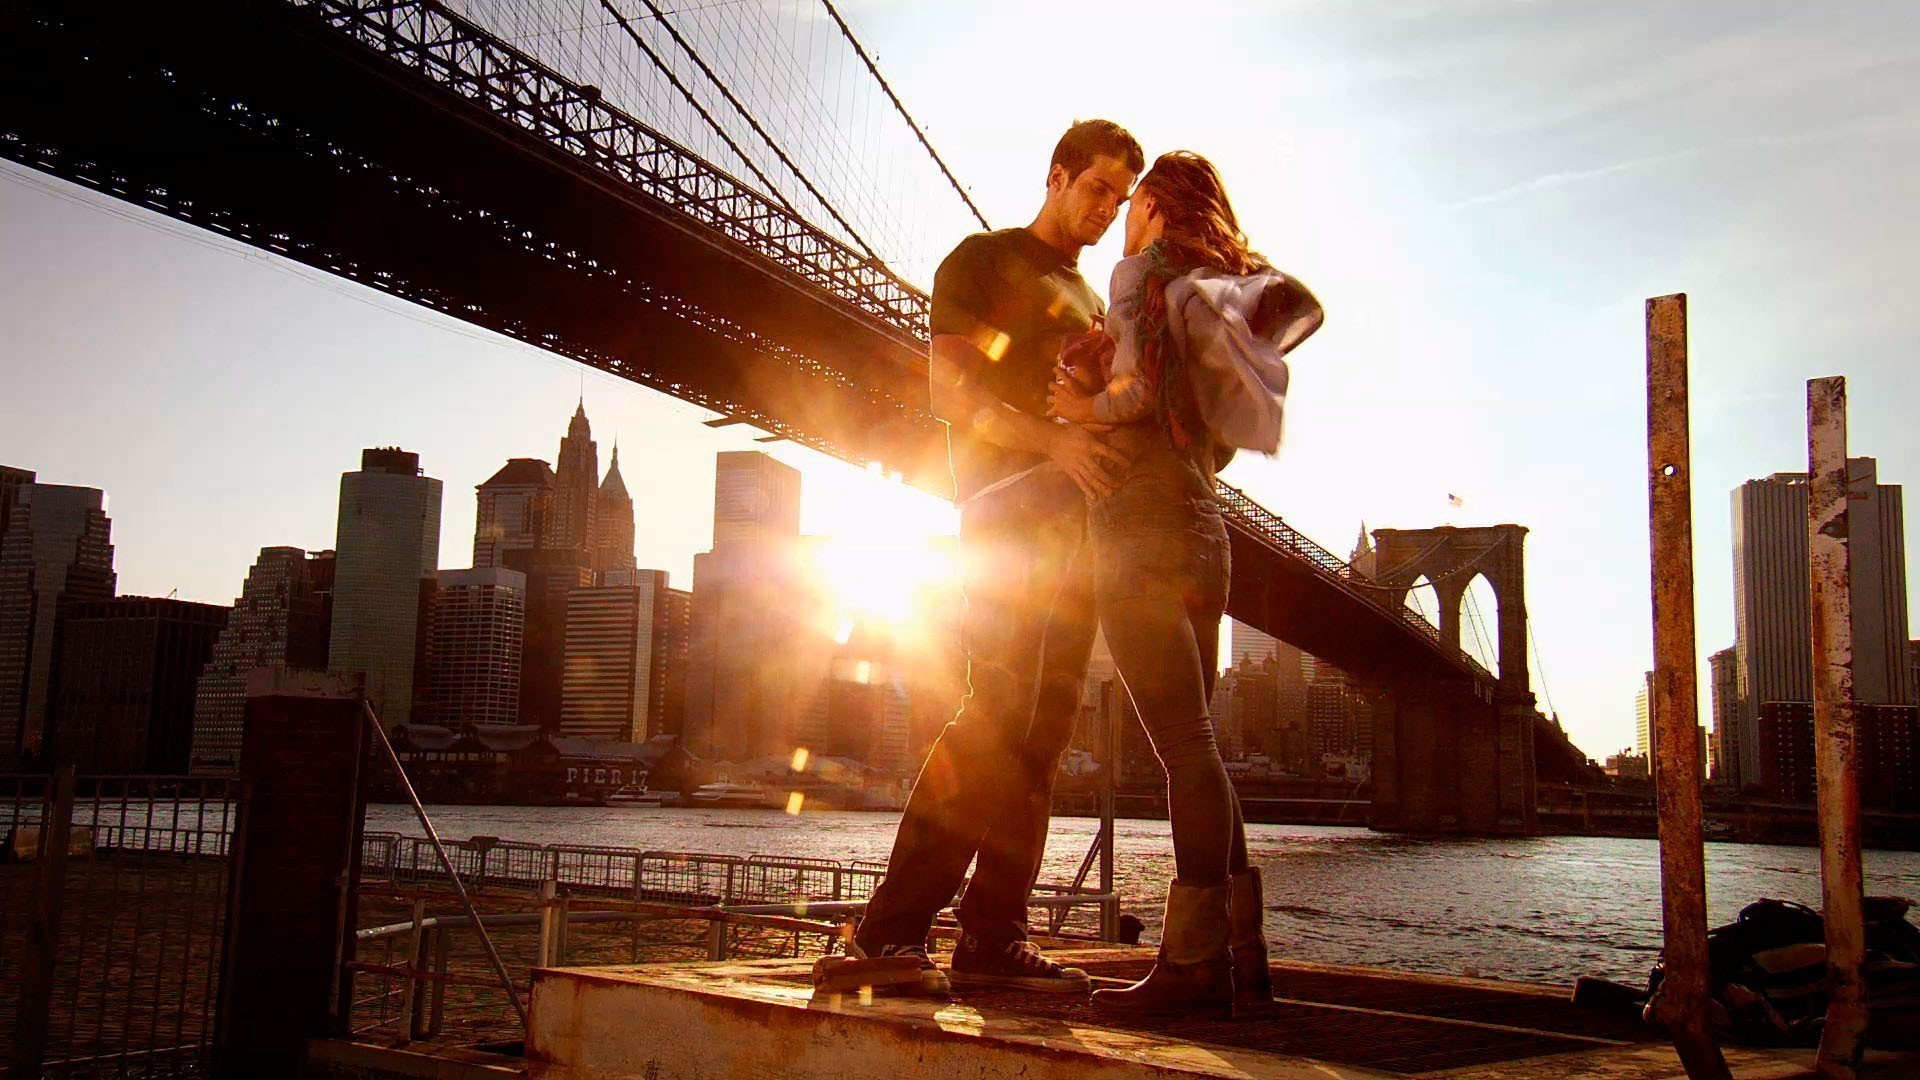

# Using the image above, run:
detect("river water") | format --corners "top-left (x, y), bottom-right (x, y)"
top-left (365, 804), bottom-right (1920, 986)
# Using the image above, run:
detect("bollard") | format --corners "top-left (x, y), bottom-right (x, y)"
top-left (1807, 376), bottom-right (1868, 1078)
top-left (1644, 294), bottom-right (1731, 1080)
top-left (537, 879), bottom-right (558, 968)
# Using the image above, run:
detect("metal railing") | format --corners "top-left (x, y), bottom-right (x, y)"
top-left (360, 832), bottom-right (890, 905)
top-left (1, 772), bottom-right (244, 1078)
top-left (346, 830), bottom-right (1114, 1043)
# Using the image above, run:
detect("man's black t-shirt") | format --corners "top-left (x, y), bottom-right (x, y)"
top-left (931, 228), bottom-right (1104, 501)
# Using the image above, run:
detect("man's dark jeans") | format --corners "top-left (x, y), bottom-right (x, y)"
top-left (856, 469), bottom-right (1095, 950)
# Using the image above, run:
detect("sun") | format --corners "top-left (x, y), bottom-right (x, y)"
top-left (812, 536), bottom-right (959, 628)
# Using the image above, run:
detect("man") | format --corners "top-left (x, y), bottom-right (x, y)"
top-left (853, 120), bottom-right (1142, 994)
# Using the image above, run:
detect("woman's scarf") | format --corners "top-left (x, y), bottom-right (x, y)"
top-left (1133, 239), bottom-right (1207, 450)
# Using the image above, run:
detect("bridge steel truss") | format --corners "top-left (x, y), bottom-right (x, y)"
top-left (0, 0), bottom-right (1536, 833)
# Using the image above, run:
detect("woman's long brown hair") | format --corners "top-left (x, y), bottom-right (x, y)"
top-left (1137, 151), bottom-right (1264, 275)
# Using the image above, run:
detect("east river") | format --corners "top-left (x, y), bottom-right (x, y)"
top-left (365, 804), bottom-right (1920, 986)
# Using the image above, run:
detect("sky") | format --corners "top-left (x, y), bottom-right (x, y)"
top-left (2, 0), bottom-right (1916, 762)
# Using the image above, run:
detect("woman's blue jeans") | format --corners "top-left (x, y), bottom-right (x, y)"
top-left (1091, 438), bottom-right (1249, 886)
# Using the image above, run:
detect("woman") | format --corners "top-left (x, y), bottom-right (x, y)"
top-left (1048, 151), bottom-right (1321, 1020)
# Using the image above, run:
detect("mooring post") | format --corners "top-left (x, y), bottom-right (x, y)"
top-left (1807, 375), bottom-right (1869, 1078)
top-left (1644, 294), bottom-right (1731, 1080)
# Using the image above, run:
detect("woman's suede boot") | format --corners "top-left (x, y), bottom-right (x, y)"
top-left (1228, 867), bottom-right (1275, 1018)
top-left (1091, 880), bottom-right (1232, 1019)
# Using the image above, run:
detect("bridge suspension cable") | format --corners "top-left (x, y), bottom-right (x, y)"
top-left (1464, 583), bottom-right (1498, 676)
top-left (816, 0), bottom-right (989, 231)
top-left (595, 0), bottom-right (882, 261)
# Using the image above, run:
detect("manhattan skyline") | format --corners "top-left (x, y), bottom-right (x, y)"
top-left (3, 0), bottom-right (1918, 765)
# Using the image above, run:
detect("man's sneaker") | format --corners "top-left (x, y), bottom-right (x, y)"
top-left (949, 934), bottom-right (1092, 993)
top-left (845, 940), bottom-right (951, 998)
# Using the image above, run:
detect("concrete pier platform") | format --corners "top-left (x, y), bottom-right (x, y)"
top-left (516, 949), bottom-right (1918, 1079)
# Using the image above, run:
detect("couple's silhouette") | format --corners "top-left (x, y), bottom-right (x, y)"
top-left (848, 119), bottom-right (1322, 1021)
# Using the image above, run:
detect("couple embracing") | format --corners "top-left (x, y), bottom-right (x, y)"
top-left (852, 120), bottom-right (1323, 1021)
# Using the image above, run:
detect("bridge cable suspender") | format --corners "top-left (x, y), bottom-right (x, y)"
top-left (594, 1), bottom-right (812, 222)
top-left (1527, 617), bottom-right (1559, 718)
top-left (599, 0), bottom-right (885, 263)
top-left (816, 0), bottom-right (991, 232)
top-left (1463, 587), bottom-right (1497, 675)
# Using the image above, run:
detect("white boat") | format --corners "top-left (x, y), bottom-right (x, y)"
top-left (687, 782), bottom-right (771, 809)
top-left (607, 785), bottom-right (672, 808)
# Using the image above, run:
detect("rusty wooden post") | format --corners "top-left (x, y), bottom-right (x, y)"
top-left (1808, 375), bottom-right (1868, 1078)
top-left (1644, 294), bottom-right (1731, 1080)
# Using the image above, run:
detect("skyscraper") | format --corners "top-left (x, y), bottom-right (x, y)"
top-left (1209, 667), bottom-right (1239, 760)
top-left (191, 546), bottom-right (335, 773)
top-left (711, 450), bottom-right (802, 548)
top-left (474, 458), bottom-right (556, 569)
top-left (552, 400), bottom-right (598, 556)
top-left (0, 482), bottom-right (115, 767)
top-left (51, 597), bottom-right (228, 773)
top-left (1307, 665), bottom-right (1358, 760)
top-left (0, 465), bottom-right (33, 544)
top-left (1730, 459), bottom-right (1910, 786)
top-left (1633, 669), bottom-right (1707, 780)
top-left (330, 448), bottom-right (442, 731)
top-left (684, 452), bottom-right (806, 760)
top-left (560, 569), bottom-right (679, 742)
top-left (504, 546), bottom-right (592, 730)
top-left (592, 444), bottom-right (637, 579)
top-left (1708, 646), bottom-right (1739, 782)
top-left (1234, 660), bottom-right (1284, 763)
top-left (653, 584), bottom-right (691, 738)
top-left (428, 567), bottom-right (525, 728)
top-left (1229, 618), bottom-right (1279, 669)
top-left (1350, 522), bottom-right (1376, 580)
top-left (1634, 671), bottom-right (1654, 759)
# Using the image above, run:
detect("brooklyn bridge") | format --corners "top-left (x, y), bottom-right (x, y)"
top-left (0, 0), bottom-right (1602, 834)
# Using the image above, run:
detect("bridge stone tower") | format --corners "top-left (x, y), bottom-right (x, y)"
top-left (1367, 525), bottom-right (1536, 834)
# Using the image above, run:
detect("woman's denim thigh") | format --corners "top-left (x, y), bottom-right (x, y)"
top-left (1090, 452), bottom-right (1230, 749)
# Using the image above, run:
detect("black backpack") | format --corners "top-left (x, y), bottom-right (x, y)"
top-left (1647, 897), bottom-right (1920, 1046)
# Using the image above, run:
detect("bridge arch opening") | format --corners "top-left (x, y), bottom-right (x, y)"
top-left (1403, 574), bottom-right (1439, 628)
top-left (1461, 573), bottom-right (1501, 679)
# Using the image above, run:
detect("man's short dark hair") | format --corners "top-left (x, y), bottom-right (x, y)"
top-left (1051, 119), bottom-right (1144, 181)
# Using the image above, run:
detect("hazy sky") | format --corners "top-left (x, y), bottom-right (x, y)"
top-left (2, 0), bottom-right (1916, 762)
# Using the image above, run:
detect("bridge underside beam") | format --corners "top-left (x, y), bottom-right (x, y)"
top-left (0, 0), bottom-right (950, 491)
top-left (1225, 529), bottom-right (1472, 690)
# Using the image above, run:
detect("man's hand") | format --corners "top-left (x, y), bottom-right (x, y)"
top-left (1047, 379), bottom-right (1100, 424)
top-left (1047, 424), bottom-right (1128, 500)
